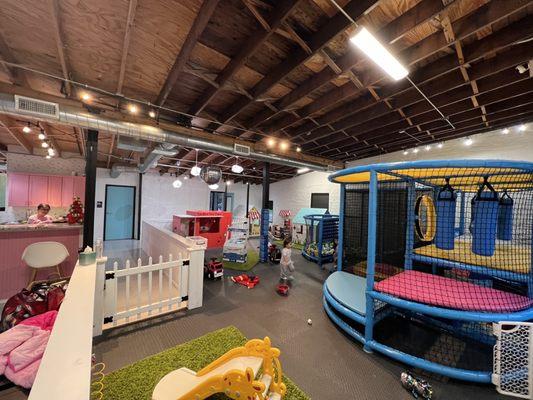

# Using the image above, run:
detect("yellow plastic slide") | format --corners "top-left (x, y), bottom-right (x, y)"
top-left (152, 337), bottom-right (286, 400)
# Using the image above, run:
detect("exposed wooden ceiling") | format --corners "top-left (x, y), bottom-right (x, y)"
top-left (0, 0), bottom-right (532, 182)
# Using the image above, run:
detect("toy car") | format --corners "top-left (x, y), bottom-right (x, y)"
top-left (204, 257), bottom-right (223, 280)
top-left (276, 284), bottom-right (289, 296)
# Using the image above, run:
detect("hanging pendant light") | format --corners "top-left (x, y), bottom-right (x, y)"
top-left (191, 149), bottom-right (201, 176)
top-left (208, 183), bottom-right (219, 190)
top-left (231, 157), bottom-right (243, 174)
top-left (172, 179), bottom-right (182, 188)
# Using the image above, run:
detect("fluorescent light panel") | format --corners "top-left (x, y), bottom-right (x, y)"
top-left (350, 27), bottom-right (408, 81)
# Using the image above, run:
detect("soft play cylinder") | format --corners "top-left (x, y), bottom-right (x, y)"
top-left (435, 189), bottom-right (457, 250)
top-left (497, 194), bottom-right (514, 241)
top-left (471, 191), bottom-right (499, 256)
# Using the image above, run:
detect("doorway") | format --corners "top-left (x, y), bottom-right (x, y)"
top-left (210, 191), bottom-right (234, 212)
top-left (104, 185), bottom-right (136, 240)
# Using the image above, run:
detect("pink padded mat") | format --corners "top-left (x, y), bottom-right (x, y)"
top-left (374, 270), bottom-right (533, 312)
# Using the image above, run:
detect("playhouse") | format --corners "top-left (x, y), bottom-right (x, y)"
top-left (323, 160), bottom-right (533, 390)
top-left (172, 210), bottom-right (232, 249)
top-left (248, 207), bottom-right (261, 237)
top-left (291, 208), bottom-right (328, 245)
top-left (223, 218), bottom-right (249, 263)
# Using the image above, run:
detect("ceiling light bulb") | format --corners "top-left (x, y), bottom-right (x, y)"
top-left (172, 179), bottom-right (182, 189)
top-left (231, 164), bottom-right (243, 174)
top-left (412, 148), bottom-right (419, 154)
top-left (266, 138), bottom-right (276, 148)
top-left (80, 92), bottom-right (92, 102)
top-left (402, 150), bottom-right (408, 155)
top-left (128, 104), bottom-right (138, 114)
top-left (464, 137), bottom-right (473, 146)
top-left (208, 183), bottom-right (219, 190)
top-left (280, 141), bottom-right (289, 151)
top-left (148, 110), bottom-right (156, 118)
top-left (226, 180), bottom-right (232, 186)
top-left (184, 176), bottom-right (188, 180)
top-left (48, 148), bottom-right (55, 156)
top-left (437, 143), bottom-right (443, 149)
top-left (22, 125), bottom-right (31, 134)
top-left (502, 128), bottom-right (510, 134)
top-left (190, 165), bottom-right (201, 176)
top-left (41, 142), bottom-right (49, 148)
top-left (296, 146), bottom-right (301, 152)
top-left (38, 132), bottom-right (46, 140)
top-left (45, 155), bottom-right (51, 159)
top-left (297, 167), bottom-right (310, 174)
top-left (518, 124), bottom-right (526, 132)
top-left (350, 27), bottom-right (408, 81)
top-left (425, 145), bottom-right (431, 151)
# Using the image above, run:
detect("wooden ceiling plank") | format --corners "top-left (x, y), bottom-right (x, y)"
top-left (116, 0), bottom-right (138, 95)
top-left (242, 0), bottom-right (271, 31)
top-left (106, 133), bottom-right (116, 168)
top-left (188, 0), bottom-right (302, 116)
top-left (0, 115), bottom-right (32, 154)
top-left (155, 0), bottom-right (220, 107)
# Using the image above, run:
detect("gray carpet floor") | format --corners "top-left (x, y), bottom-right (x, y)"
top-left (0, 239), bottom-right (507, 400)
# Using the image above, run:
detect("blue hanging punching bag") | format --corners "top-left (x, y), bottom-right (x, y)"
top-left (435, 179), bottom-right (456, 250)
top-left (497, 191), bottom-right (513, 241)
top-left (471, 177), bottom-right (499, 256)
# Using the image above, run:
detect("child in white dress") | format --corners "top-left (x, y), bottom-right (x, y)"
top-left (280, 238), bottom-right (295, 284)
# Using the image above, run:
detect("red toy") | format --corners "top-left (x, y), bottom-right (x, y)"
top-left (268, 242), bottom-right (281, 264)
top-left (231, 274), bottom-right (260, 289)
top-left (204, 257), bottom-right (223, 280)
top-left (276, 284), bottom-right (289, 296)
top-left (173, 210), bottom-right (232, 249)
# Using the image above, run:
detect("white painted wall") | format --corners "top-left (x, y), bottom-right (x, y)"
top-left (227, 181), bottom-right (262, 218)
top-left (269, 171), bottom-right (340, 225)
top-left (94, 168), bottom-right (140, 241)
top-left (347, 123), bottom-right (533, 167)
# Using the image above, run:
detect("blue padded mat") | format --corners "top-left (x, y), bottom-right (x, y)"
top-left (325, 271), bottom-right (367, 316)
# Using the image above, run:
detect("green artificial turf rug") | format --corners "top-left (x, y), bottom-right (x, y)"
top-left (102, 326), bottom-right (310, 400)
top-left (222, 249), bottom-right (260, 271)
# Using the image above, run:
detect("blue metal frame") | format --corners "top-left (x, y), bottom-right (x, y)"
top-left (337, 185), bottom-right (345, 271)
top-left (302, 214), bottom-right (339, 267)
top-left (324, 159), bottom-right (533, 384)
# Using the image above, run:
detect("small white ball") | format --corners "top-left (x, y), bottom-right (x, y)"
top-left (307, 319), bottom-right (312, 325)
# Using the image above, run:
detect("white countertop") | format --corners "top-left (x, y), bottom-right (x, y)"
top-left (0, 223), bottom-right (83, 232)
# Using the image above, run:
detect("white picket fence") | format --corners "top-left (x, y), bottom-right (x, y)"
top-left (102, 254), bottom-right (190, 329)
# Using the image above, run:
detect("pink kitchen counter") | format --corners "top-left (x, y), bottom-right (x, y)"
top-left (0, 224), bottom-right (82, 300)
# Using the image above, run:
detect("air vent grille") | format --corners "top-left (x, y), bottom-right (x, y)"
top-left (14, 95), bottom-right (59, 119)
top-left (234, 143), bottom-right (251, 156)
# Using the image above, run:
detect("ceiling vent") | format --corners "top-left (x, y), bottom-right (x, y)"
top-left (234, 143), bottom-right (251, 156)
top-left (14, 95), bottom-right (59, 119)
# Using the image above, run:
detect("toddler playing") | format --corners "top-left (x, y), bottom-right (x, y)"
top-left (280, 237), bottom-right (295, 284)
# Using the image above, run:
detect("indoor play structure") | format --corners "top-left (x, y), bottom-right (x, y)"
top-left (323, 160), bottom-right (533, 395)
top-left (223, 219), bottom-right (249, 263)
top-left (302, 213), bottom-right (339, 267)
top-left (248, 207), bottom-right (261, 237)
top-left (172, 210), bottom-right (232, 249)
top-left (152, 337), bottom-right (286, 400)
top-left (291, 207), bottom-right (328, 245)
top-left (272, 210), bottom-right (292, 240)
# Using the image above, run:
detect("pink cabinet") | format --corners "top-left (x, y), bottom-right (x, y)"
top-left (29, 175), bottom-right (49, 206)
top-left (73, 176), bottom-right (85, 201)
top-left (47, 176), bottom-right (63, 207)
top-left (7, 173), bottom-right (29, 206)
top-left (61, 176), bottom-right (74, 206)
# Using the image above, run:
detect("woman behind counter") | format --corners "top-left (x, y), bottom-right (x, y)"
top-left (27, 203), bottom-right (54, 224)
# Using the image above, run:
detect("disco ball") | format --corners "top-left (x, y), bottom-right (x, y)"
top-left (200, 165), bottom-right (222, 184)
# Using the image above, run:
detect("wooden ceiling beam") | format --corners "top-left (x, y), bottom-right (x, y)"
top-left (155, 0), bottom-right (220, 107)
top-left (210, 0), bottom-right (379, 128)
top-left (106, 133), bottom-right (116, 168)
top-left (267, 0), bottom-right (530, 136)
top-left (188, 0), bottom-right (301, 116)
top-left (116, 0), bottom-right (138, 95)
top-left (242, 0), bottom-right (271, 31)
top-left (49, 0), bottom-right (72, 97)
top-left (0, 115), bottom-right (32, 153)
